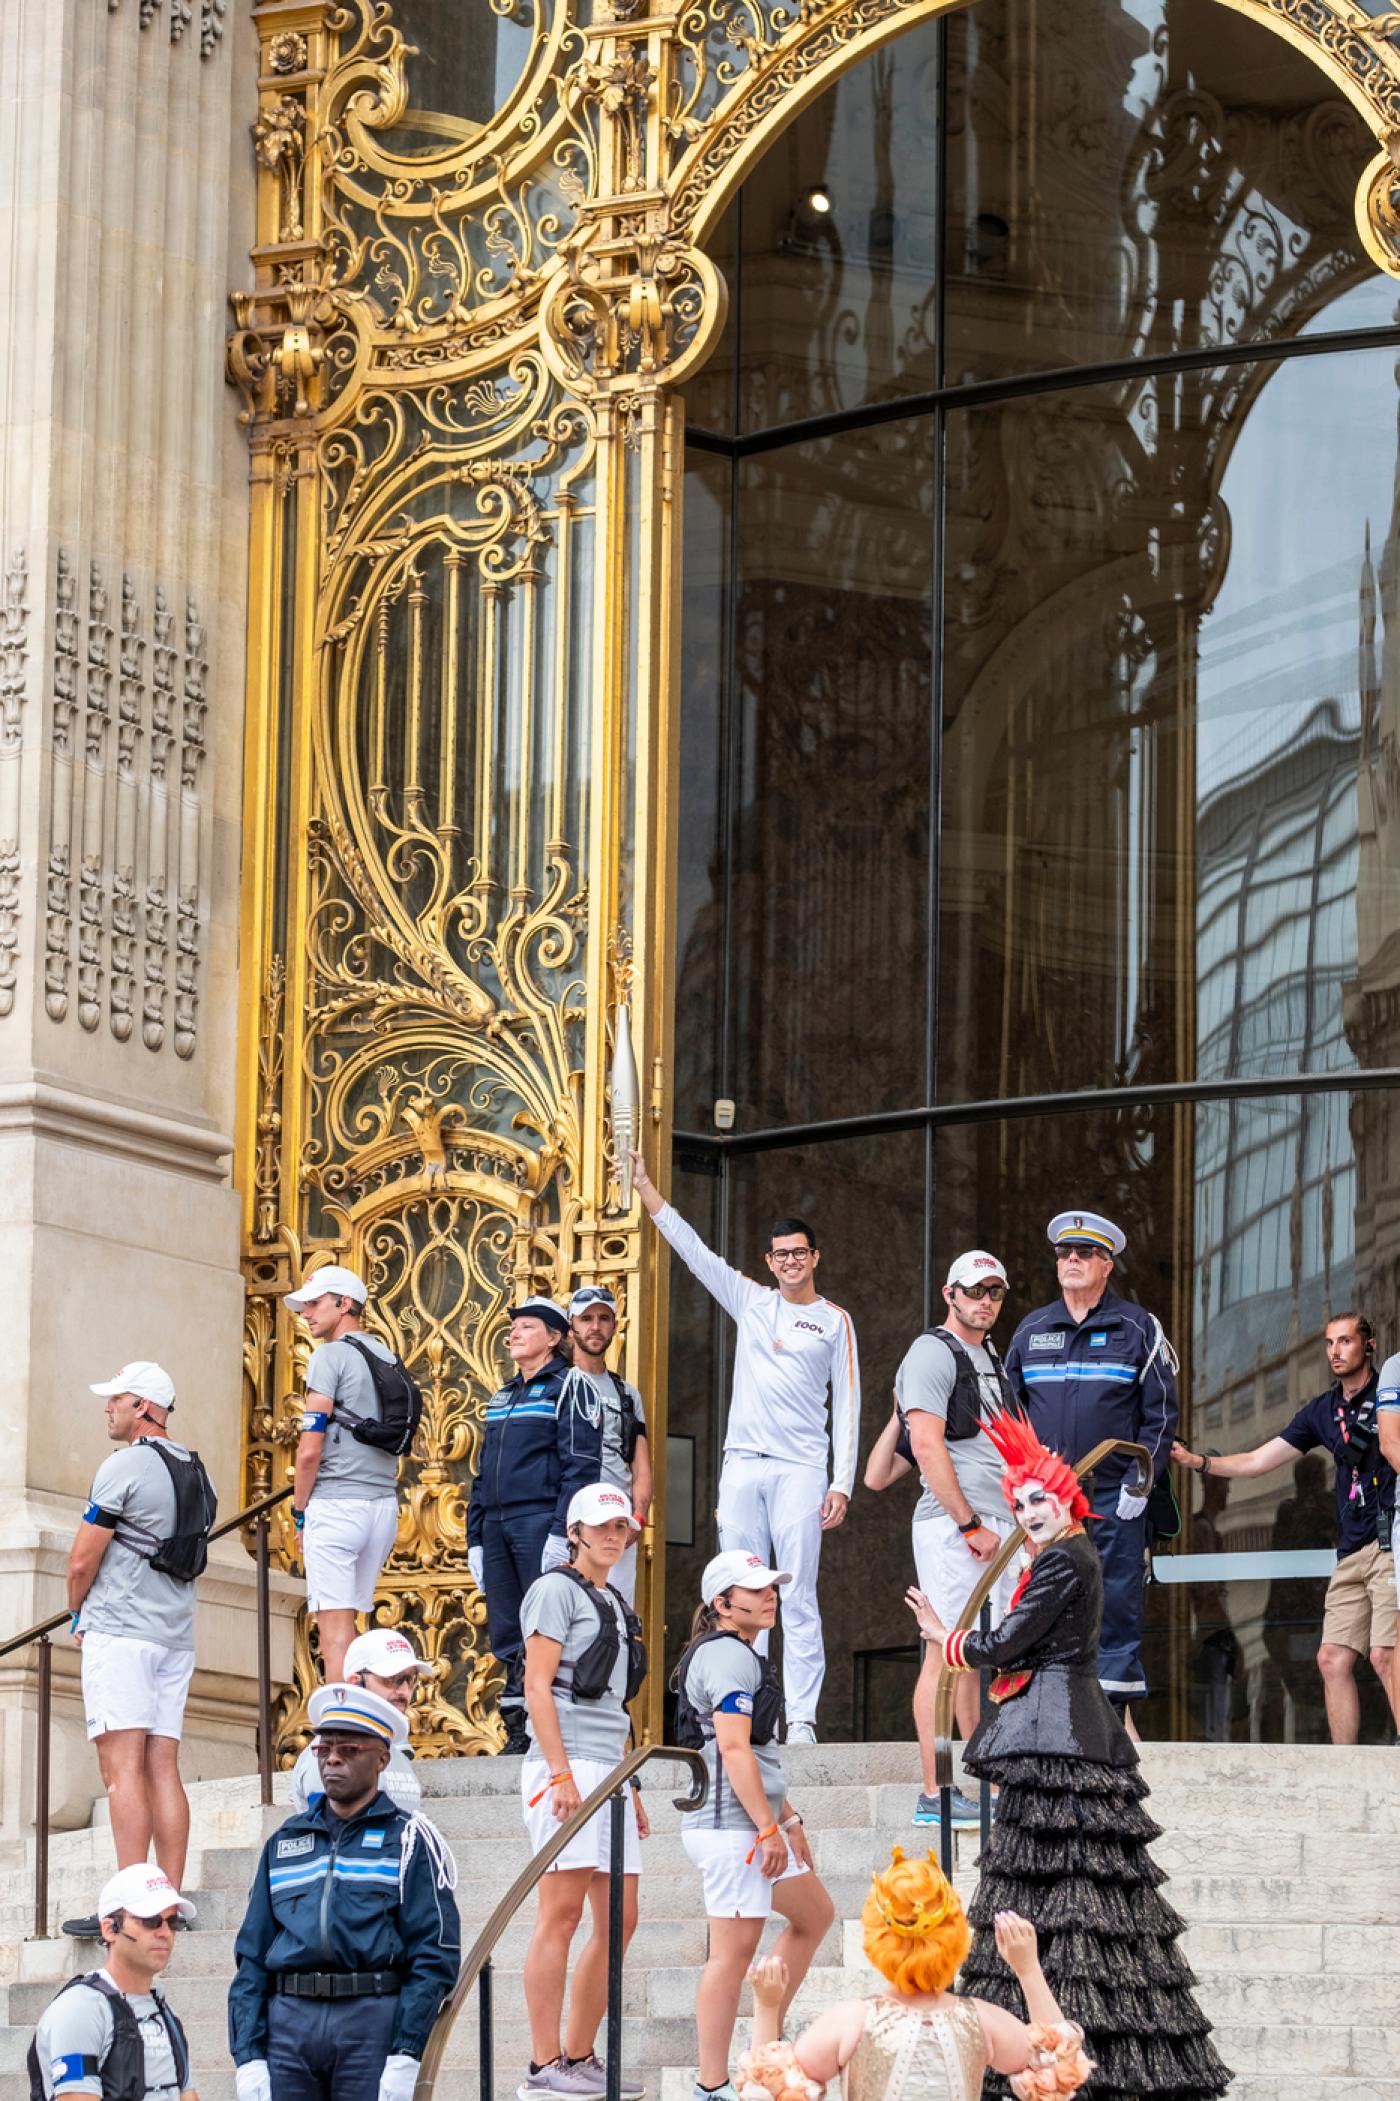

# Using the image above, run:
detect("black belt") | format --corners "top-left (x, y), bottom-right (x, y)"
top-left (275, 1970), bottom-right (402, 1999)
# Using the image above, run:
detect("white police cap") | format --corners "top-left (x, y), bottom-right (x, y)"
top-left (1048, 1210), bottom-right (1125, 1256)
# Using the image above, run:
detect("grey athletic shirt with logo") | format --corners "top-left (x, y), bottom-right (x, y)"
top-left (896, 1334), bottom-right (1008, 1526)
top-left (520, 1568), bottom-right (632, 1760)
top-left (81, 1440), bottom-right (200, 1652)
top-left (682, 1637), bottom-right (785, 1833)
top-left (303, 1335), bottom-right (400, 1502)
top-left (577, 1368), bottom-right (648, 1495)
top-left (35, 1977), bottom-right (180, 2099)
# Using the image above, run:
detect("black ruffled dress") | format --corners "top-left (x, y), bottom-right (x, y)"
top-left (956, 1529), bottom-right (1232, 2099)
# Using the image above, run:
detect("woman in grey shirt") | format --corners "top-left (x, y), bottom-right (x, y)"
top-left (518, 1483), bottom-right (651, 2101)
top-left (676, 1551), bottom-right (834, 2101)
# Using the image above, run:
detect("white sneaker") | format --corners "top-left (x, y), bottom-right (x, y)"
top-left (786, 1721), bottom-right (817, 1745)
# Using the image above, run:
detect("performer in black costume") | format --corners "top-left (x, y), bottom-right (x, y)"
top-left (906, 1409), bottom-right (1231, 2100)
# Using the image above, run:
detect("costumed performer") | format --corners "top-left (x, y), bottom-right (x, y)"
top-left (905, 1410), bottom-right (1232, 2099)
top-left (740, 1847), bottom-right (1093, 2101)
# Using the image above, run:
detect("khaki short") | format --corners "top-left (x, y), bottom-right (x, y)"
top-left (1322, 1539), bottom-right (1398, 1653)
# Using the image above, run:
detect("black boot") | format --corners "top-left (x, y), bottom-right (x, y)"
top-left (501, 1707), bottom-right (530, 1756)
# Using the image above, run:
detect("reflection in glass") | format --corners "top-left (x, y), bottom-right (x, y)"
top-left (378, 0), bottom-right (537, 152)
top-left (943, 0), bottom-right (1386, 383)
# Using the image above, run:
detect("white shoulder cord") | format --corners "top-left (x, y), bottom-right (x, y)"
top-left (1143, 1314), bottom-right (1180, 1381)
top-left (399, 1811), bottom-right (458, 1899)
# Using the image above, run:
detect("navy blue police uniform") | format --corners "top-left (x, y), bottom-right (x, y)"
top-left (1005, 1216), bottom-right (1177, 1706)
top-left (228, 1786), bottom-right (460, 2100)
top-left (467, 1331), bottom-right (603, 1741)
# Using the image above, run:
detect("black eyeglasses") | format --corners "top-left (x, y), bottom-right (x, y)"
top-left (768, 1248), bottom-right (813, 1264)
top-left (955, 1282), bottom-right (1006, 1301)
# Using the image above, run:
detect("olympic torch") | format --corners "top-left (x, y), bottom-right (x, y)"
top-left (611, 1002), bottom-right (641, 1208)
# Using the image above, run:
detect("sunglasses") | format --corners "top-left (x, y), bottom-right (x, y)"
top-left (955, 1281), bottom-right (1006, 1301)
top-left (1056, 1245), bottom-right (1106, 1260)
top-left (129, 1909), bottom-right (183, 1931)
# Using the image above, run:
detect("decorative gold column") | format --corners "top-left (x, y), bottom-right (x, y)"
top-left (229, 0), bottom-right (1400, 1758)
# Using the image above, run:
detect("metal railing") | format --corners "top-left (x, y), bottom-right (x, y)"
top-left (414, 1744), bottom-right (709, 2101)
top-left (0, 1483), bottom-right (293, 1937)
top-left (930, 1437), bottom-right (1154, 1874)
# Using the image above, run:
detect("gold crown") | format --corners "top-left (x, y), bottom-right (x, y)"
top-left (870, 1848), bottom-right (959, 1937)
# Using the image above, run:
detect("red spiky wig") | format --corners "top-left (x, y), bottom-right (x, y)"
top-left (980, 1408), bottom-right (1092, 1521)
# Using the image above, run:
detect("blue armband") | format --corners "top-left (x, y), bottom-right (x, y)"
top-left (300, 1411), bottom-right (330, 1434)
top-left (82, 1501), bottom-right (117, 1527)
top-left (715, 1690), bottom-right (754, 1716)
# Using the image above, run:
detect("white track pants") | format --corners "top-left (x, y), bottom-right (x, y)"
top-left (717, 1452), bottom-right (826, 1725)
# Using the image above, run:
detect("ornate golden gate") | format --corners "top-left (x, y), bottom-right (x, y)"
top-left (231, 0), bottom-right (1400, 1754)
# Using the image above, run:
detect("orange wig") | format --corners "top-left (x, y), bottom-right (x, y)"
top-left (861, 1848), bottom-right (971, 1997)
top-left (979, 1408), bottom-right (1091, 1522)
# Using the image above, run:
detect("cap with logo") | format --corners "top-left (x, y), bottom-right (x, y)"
top-left (508, 1294), bottom-right (570, 1336)
top-left (90, 1362), bottom-right (177, 1411)
top-left (569, 1285), bottom-right (617, 1318)
top-left (945, 1249), bottom-right (1008, 1290)
top-left (343, 1627), bottom-right (433, 1680)
top-left (308, 1681), bottom-right (409, 1749)
top-left (700, 1549), bottom-right (793, 1604)
top-left (97, 1864), bottom-right (195, 1924)
top-left (285, 1264), bottom-right (369, 1312)
top-left (567, 1482), bottom-right (642, 1531)
top-left (1047, 1210), bottom-right (1126, 1257)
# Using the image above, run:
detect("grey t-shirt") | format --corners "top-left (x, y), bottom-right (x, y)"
top-left (520, 1568), bottom-right (632, 1761)
top-left (81, 1440), bottom-right (200, 1652)
top-left (896, 1333), bottom-right (1008, 1526)
top-left (682, 1635), bottom-right (785, 1834)
top-left (578, 1369), bottom-right (648, 1494)
top-left (303, 1335), bottom-right (400, 1503)
top-left (35, 1975), bottom-right (180, 2098)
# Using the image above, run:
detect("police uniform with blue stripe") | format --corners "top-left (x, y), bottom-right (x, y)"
top-left (1004, 1210), bottom-right (1178, 1707)
top-left (228, 1687), bottom-right (460, 2101)
top-left (466, 1298), bottom-right (604, 1747)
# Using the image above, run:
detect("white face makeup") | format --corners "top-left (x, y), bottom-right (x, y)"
top-left (1012, 1476), bottom-right (1072, 1547)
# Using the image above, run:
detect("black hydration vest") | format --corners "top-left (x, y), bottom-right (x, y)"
top-left (550, 1565), bottom-right (647, 1704)
top-left (114, 1441), bottom-right (218, 1583)
top-left (908, 1327), bottom-right (1017, 1444)
top-left (28, 1973), bottom-right (190, 2101)
top-left (335, 1336), bottom-right (425, 1457)
top-left (671, 1629), bottom-right (783, 1751)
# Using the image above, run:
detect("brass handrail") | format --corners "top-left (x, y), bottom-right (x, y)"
top-left (0, 1484), bottom-right (293, 1661)
top-left (414, 1743), bottom-right (709, 2101)
top-left (932, 1437), bottom-right (1154, 1790)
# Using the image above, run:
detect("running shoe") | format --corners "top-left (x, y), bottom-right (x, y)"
top-left (520, 2060), bottom-right (612, 2097)
top-left (693, 2084), bottom-right (739, 2101)
top-left (569, 2053), bottom-right (644, 2098)
top-left (785, 1722), bottom-right (817, 1745)
top-left (912, 1788), bottom-right (981, 1828)
top-left (60, 1914), bottom-right (101, 1939)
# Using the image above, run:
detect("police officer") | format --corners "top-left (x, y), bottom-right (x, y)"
top-left (467, 1297), bottom-right (604, 1754)
top-left (1004, 1210), bottom-right (1178, 1717)
top-left (289, 1628), bottom-right (432, 1815)
top-left (228, 1685), bottom-right (460, 2101)
top-left (31, 1865), bottom-right (195, 2099)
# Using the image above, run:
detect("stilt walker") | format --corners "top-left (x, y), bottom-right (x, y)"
top-left (906, 1411), bottom-right (1232, 2100)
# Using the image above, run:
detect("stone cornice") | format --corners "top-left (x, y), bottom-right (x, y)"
top-left (0, 1079), bottom-right (233, 1180)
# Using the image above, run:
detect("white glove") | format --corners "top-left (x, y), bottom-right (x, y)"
top-left (378, 2053), bottom-right (420, 2101)
top-left (1116, 1486), bottom-right (1150, 1521)
top-left (235, 2065), bottom-right (272, 2101)
top-left (541, 1533), bottom-right (570, 1573)
top-left (468, 1545), bottom-right (484, 1589)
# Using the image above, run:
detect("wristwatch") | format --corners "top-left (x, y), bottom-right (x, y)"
top-left (957, 1515), bottom-right (980, 1536)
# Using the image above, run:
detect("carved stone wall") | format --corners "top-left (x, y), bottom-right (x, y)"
top-left (0, 0), bottom-right (267, 1840)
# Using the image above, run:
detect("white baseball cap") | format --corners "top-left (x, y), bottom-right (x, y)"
top-left (308, 1682), bottom-right (409, 1749)
top-left (567, 1482), bottom-right (641, 1531)
top-left (97, 1864), bottom-right (195, 1924)
top-left (344, 1627), bottom-right (432, 1680)
top-left (701, 1549), bottom-right (792, 1604)
top-left (569, 1285), bottom-right (617, 1318)
top-left (945, 1250), bottom-right (1008, 1290)
top-left (286, 1264), bottom-right (368, 1312)
top-left (90, 1362), bottom-right (177, 1411)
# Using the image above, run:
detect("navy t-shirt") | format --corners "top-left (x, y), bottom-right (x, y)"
top-left (1279, 1376), bottom-right (1395, 1558)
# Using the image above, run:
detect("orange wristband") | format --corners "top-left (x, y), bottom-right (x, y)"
top-left (528, 1770), bottom-right (575, 1808)
top-left (745, 1821), bottom-right (780, 1864)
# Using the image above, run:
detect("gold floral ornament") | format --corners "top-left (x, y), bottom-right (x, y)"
top-left (253, 96), bottom-right (308, 243)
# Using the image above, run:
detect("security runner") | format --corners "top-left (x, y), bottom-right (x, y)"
top-left (1004, 1210), bottom-right (1178, 1716)
top-left (544, 1287), bottom-right (652, 1606)
top-left (229, 1685), bottom-right (460, 2101)
top-left (467, 1297), bottom-right (604, 1754)
top-left (30, 1865), bottom-right (196, 2100)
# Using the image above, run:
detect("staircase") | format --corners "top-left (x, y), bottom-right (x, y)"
top-left (0, 1743), bottom-right (1394, 2099)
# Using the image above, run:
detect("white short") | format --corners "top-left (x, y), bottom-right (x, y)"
top-left (81, 1631), bottom-right (195, 1741)
top-left (303, 1496), bottom-right (399, 1612)
top-left (912, 1509), bottom-right (1021, 1631)
top-left (521, 1756), bottom-right (642, 1875)
top-left (681, 1826), bottom-right (808, 1919)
